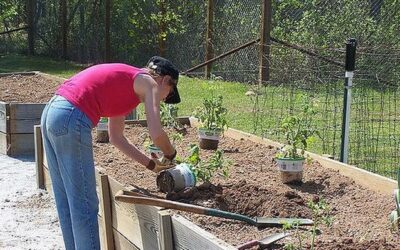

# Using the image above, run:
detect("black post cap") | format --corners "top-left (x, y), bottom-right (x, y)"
top-left (345, 38), bottom-right (357, 72)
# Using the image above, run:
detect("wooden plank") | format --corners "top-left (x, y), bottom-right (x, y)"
top-left (158, 210), bottom-right (173, 250)
top-left (34, 125), bottom-right (44, 189)
top-left (99, 174), bottom-right (114, 250)
top-left (225, 127), bottom-right (397, 195)
top-left (95, 170), bottom-right (104, 217)
top-left (43, 165), bottom-right (53, 196)
top-left (0, 102), bottom-right (9, 133)
top-left (8, 133), bottom-right (35, 156)
top-left (98, 215), bottom-right (106, 250)
top-left (9, 103), bottom-right (46, 119)
top-left (108, 176), bottom-right (161, 250)
top-left (43, 146), bottom-right (48, 168)
top-left (125, 116), bottom-right (191, 127)
top-left (0, 132), bottom-right (10, 155)
top-left (9, 118), bottom-right (41, 133)
top-left (113, 228), bottom-right (140, 250)
top-left (0, 72), bottom-right (37, 77)
top-left (108, 176), bottom-right (143, 248)
top-left (171, 214), bottom-right (236, 250)
top-left (125, 109), bottom-right (137, 121)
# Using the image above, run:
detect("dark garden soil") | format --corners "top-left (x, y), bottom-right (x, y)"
top-left (93, 125), bottom-right (400, 250)
top-left (2, 75), bottom-right (399, 249)
top-left (0, 74), bottom-right (61, 103)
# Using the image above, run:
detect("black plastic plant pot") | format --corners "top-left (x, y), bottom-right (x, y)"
top-left (96, 130), bottom-right (109, 143)
top-left (156, 163), bottom-right (196, 193)
top-left (96, 117), bottom-right (109, 143)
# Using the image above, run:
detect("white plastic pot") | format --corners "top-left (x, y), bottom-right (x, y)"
top-left (198, 128), bottom-right (221, 140)
top-left (276, 157), bottom-right (305, 184)
top-left (276, 158), bottom-right (305, 172)
top-left (148, 145), bottom-right (163, 158)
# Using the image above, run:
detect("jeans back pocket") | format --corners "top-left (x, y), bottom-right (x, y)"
top-left (47, 104), bottom-right (74, 136)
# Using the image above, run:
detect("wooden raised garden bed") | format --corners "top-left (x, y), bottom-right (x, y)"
top-left (0, 71), bottom-right (136, 156)
top-left (35, 118), bottom-right (400, 250)
top-left (0, 72), bottom-right (64, 156)
top-left (34, 119), bottom-right (235, 250)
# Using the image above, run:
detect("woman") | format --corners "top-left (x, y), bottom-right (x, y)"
top-left (40, 56), bottom-right (179, 250)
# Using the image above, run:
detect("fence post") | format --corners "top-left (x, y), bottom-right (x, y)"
top-left (340, 38), bottom-right (357, 163)
top-left (259, 0), bottom-right (272, 85)
top-left (205, 0), bottom-right (214, 79)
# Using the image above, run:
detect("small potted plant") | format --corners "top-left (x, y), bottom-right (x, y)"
top-left (156, 144), bottom-right (231, 193)
top-left (143, 131), bottom-right (183, 158)
top-left (193, 95), bottom-right (228, 150)
top-left (143, 104), bottom-right (184, 157)
top-left (275, 101), bottom-right (319, 184)
top-left (160, 103), bottom-right (181, 129)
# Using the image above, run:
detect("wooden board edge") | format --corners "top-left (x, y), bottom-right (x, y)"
top-left (158, 210), bottom-right (173, 250)
top-left (99, 173), bottom-right (115, 250)
top-left (171, 214), bottom-right (236, 250)
top-left (0, 102), bottom-right (9, 134)
top-left (34, 125), bottom-right (44, 189)
top-left (125, 116), bottom-right (191, 126)
top-left (0, 71), bottom-right (38, 77)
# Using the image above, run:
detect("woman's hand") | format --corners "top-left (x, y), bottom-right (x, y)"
top-left (147, 149), bottom-right (177, 173)
top-left (147, 156), bottom-right (175, 173)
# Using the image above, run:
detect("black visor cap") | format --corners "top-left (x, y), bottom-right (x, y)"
top-left (146, 56), bottom-right (181, 104)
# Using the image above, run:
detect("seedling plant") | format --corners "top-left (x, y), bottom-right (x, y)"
top-left (274, 98), bottom-right (320, 161)
top-left (283, 198), bottom-right (333, 250)
top-left (184, 144), bottom-right (230, 183)
top-left (160, 103), bottom-right (182, 130)
top-left (193, 95), bottom-right (228, 132)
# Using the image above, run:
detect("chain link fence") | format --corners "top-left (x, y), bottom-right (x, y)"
top-left (1, 0), bottom-right (399, 178)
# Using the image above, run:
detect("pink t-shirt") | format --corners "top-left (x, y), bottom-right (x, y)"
top-left (56, 63), bottom-right (144, 126)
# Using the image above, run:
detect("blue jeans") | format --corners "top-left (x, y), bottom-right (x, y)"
top-left (41, 95), bottom-right (100, 250)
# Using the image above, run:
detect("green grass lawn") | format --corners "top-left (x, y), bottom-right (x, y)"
top-left (0, 54), bottom-right (84, 78)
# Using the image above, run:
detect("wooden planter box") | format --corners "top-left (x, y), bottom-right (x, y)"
top-left (0, 72), bottom-right (65, 156)
top-left (34, 118), bottom-right (398, 249)
top-left (34, 118), bottom-right (235, 250)
top-left (0, 71), bottom-right (137, 156)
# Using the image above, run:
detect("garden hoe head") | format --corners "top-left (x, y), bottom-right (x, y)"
top-left (236, 232), bottom-right (291, 250)
top-left (115, 190), bottom-right (313, 228)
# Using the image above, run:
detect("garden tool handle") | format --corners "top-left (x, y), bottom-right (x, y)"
top-left (115, 190), bottom-right (206, 215)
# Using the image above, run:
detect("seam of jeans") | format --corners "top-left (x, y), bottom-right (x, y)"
top-left (77, 124), bottom-right (96, 250)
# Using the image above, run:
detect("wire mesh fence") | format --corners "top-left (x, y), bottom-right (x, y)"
top-left (0, 0), bottom-right (399, 178)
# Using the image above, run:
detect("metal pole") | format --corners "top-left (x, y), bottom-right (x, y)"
top-left (340, 38), bottom-right (357, 163)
